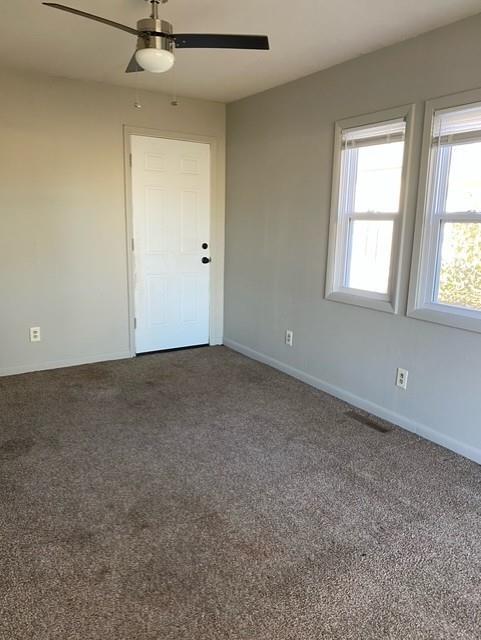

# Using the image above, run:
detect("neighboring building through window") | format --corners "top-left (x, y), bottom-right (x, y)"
top-left (326, 106), bottom-right (414, 313)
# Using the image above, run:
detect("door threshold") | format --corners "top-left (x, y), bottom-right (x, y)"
top-left (136, 344), bottom-right (210, 357)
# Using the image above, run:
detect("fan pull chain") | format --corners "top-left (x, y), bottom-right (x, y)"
top-left (134, 89), bottom-right (142, 109)
top-left (170, 62), bottom-right (179, 107)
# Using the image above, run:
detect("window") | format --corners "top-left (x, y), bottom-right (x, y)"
top-left (409, 91), bottom-right (481, 333)
top-left (326, 106), bottom-right (414, 313)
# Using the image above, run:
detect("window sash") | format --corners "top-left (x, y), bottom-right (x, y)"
top-left (430, 143), bottom-right (481, 216)
top-left (341, 214), bottom-right (399, 295)
top-left (340, 146), bottom-right (404, 215)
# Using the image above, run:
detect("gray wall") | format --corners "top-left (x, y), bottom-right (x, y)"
top-left (0, 68), bottom-right (225, 375)
top-left (225, 14), bottom-right (481, 463)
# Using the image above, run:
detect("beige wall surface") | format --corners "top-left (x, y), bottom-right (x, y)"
top-left (0, 68), bottom-right (225, 375)
top-left (225, 14), bottom-right (481, 463)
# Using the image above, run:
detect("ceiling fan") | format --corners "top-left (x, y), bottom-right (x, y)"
top-left (43, 0), bottom-right (270, 74)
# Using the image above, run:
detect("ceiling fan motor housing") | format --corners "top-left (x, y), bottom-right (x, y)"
top-left (136, 18), bottom-right (173, 53)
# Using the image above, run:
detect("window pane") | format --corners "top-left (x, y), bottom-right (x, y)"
top-left (346, 220), bottom-right (394, 294)
top-left (445, 142), bottom-right (481, 213)
top-left (437, 222), bottom-right (481, 310)
top-left (354, 142), bottom-right (404, 213)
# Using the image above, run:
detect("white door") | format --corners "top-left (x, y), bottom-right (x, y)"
top-left (131, 135), bottom-right (211, 353)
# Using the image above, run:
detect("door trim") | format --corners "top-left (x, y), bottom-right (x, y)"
top-left (123, 126), bottom-right (224, 357)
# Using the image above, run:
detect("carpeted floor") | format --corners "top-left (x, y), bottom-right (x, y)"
top-left (1, 346), bottom-right (481, 639)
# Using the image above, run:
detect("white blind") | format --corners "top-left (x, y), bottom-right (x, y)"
top-left (433, 102), bottom-right (481, 145)
top-left (342, 118), bottom-right (406, 149)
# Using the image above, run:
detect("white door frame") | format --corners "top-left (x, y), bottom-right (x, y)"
top-left (123, 126), bottom-right (224, 356)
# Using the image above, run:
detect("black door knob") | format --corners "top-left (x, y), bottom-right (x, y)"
top-left (202, 242), bottom-right (209, 249)
top-left (202, 257), bottom-right (211, 264)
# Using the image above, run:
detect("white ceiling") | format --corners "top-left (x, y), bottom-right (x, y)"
top-left (2, 0), bottom-right (481, 102)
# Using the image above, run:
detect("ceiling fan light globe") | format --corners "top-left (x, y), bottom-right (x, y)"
top-left (135, 48), bottom-right (175, 73)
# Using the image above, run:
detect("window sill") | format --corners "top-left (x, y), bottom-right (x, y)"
top-left (407, 303), bottom-right (481, 334)
top-left (326, 289), bottom-right (395, 314)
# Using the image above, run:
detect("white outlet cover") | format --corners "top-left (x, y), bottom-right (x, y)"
top-left (396, 368), bottom-right (408, 390)
top-left (30, 327), bottom-right (41, 342)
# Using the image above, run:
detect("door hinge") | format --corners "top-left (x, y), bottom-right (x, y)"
top-left (129, 153), bottom-right (132, 167)
top-left (131, 238), bottom-right (135, 252)
top-left (133, 317), bottom-right (137, 330)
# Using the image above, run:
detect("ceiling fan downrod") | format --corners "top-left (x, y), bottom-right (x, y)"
top-left (147, 0), bottom-right (168, 20)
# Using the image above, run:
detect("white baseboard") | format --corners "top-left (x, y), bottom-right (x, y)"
top-left (224, 338), bottom-right (481, 466)
top-left (0, 351), bottom-right (132, 377)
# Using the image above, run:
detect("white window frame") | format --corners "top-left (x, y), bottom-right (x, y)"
top-left (408, 88), bottom-right (481, 334)
top-left (325, 105), bottom-right (415, 314)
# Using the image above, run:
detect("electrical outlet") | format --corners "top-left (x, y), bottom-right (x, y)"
top-left (30, 327), bottom-right (41, 343)
top-left (285, 329), bottom-right (293, 347)
top-left (396, 368), bottom-right (408, 390)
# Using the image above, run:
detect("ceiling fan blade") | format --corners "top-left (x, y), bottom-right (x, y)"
top-left (126, 53), bottom-right (144, 74)
top-left (42, 3), bottom-right (140, 36)
top-left (172, 34), bottom-right (270, 50)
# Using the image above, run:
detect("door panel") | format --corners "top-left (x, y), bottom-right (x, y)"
top-left (131, 136), bottom-right (211, 353)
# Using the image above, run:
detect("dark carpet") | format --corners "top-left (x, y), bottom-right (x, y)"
top-left (1, 346), bottom-right (481, 639)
